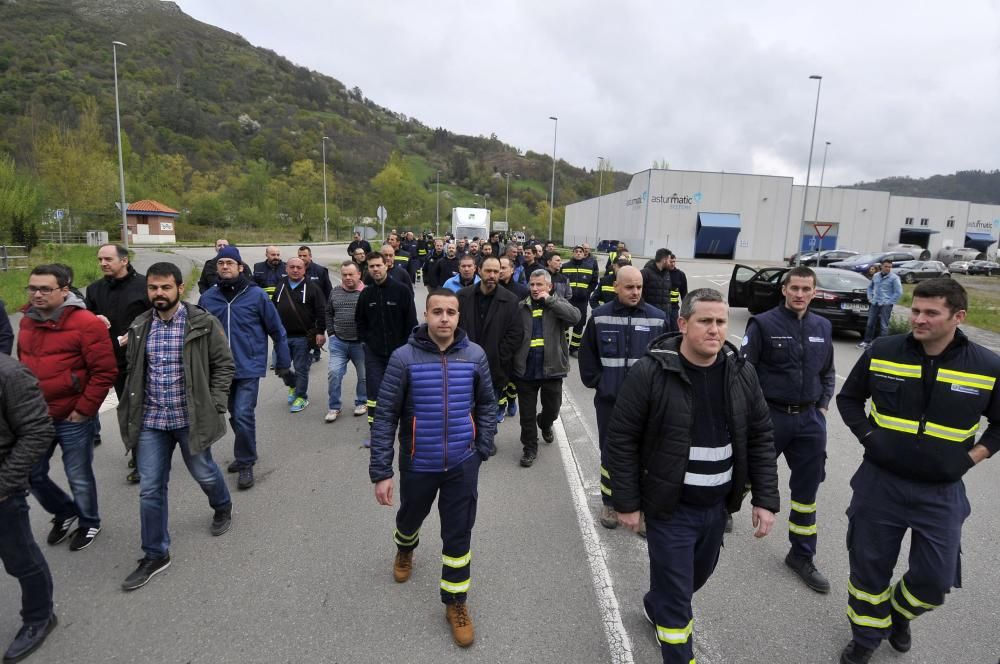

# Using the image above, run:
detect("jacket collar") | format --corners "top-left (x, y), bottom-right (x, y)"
top-left (646, 332), bottom-right (740, 374)
top-left (409, 324), bottom-right (469, 354)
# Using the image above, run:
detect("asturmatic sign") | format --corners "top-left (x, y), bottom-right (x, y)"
top-left (626, 191), bottom-right (703, 209)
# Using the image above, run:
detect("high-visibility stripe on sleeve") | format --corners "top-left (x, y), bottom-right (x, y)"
top-left (869, 358), bottom-right (921, 378)
top-left (601, 285), bottom-right (615, 292)
top-left (600, 466), bottom-right (610, 479)
top-left (790, 500), bottom-right (816, 514)
top-left (656, 619), bottom-right (693, 645)
top-left (788, 523), bottom-right (817, 536)
top-left (846, 607), bottom-right (892, 629)
top-left (440, 578), bottom-right (471, 594)
top-left (936, 368), bottom-right (995, 390)
top-left (442, 552), bottom-right (471, 568)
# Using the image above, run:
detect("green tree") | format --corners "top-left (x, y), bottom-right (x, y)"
top-left (370, 152), bottom-right (430, 227)
top-left (0, 154), bottom-right (43, 247)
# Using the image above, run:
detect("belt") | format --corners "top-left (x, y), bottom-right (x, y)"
top-left (767, 400), bottom-right (816, 415)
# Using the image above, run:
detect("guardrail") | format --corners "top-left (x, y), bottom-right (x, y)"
top-left (0, 246), bottom-right (28, 272)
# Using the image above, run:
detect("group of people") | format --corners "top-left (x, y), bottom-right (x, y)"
top-left (0, 236), bottom-right (996, 663)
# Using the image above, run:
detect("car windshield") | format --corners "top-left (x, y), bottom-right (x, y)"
top-left (899, 261), bottom-right (920, 269)
top-left (816, 270), bottom-right (870, 291)
top-left (844, 253), bottom-right (881, 264)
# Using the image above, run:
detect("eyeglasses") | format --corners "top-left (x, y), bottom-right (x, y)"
top-left (25, 286), bottom-right (63, 295)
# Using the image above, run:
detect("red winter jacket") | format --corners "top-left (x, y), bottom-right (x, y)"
top-left (18, 295), bottom-right (118, 420)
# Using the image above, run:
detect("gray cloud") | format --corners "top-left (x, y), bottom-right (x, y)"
top-left (177, 0), bottom-right (1000, 187)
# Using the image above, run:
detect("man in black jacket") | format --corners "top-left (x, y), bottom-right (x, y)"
top-left (272, 257), bottom-right (326, 413)
top-left (432, 243), bottom-right (460, 289)
top-left (355, 253), bottom-right (418, 436)
top-left (642, 248), bottom-right (676, 331)
top-left (347, 231), bottom-right (372, 257)
top-left (251, 245), bottom-right (286, 298)
top-left (457, 256), bottom-right (523, 424)
top-left (607, 288), bottom-right (778, 664)
top-left (0, 354), bottom-right (57, 663)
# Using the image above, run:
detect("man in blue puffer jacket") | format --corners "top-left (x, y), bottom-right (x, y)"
top-left (369, 289), bottom-right (496, 649)
top-left (199, 246), bottom-right (291, 491)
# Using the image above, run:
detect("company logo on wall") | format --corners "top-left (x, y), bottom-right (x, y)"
top-left (969, 218), bottom-right (993, 231)
top-left (624, 191), bottom-right (703, 209)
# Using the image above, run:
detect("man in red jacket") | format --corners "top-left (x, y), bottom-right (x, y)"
top-left (18, 264), bottom-right (117, 552)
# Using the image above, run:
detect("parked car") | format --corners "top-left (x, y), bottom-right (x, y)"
top-left (894, 260), bottom-right (950, 283)
top-left (828, 251), bottom-right (917, 274)
top-left (787, 250), bottom-right (819, 266)
top-left (597, 239), bottom-right (620, 252)
top-left (948, 260), bottom-right (972, 274)
top-left (808, 249), bottom-right (859, 266)
top-left (729, 265), bottom-right (872, 334)
top-left (967, 260), bottom-right (1000, 276)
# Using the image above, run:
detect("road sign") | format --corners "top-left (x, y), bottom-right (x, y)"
top-left (376, 205), bottom-right (387, 223)
top-left (493, 221), bottom-right (509, 231)
top-left (812, 222), bottom-right (833, 240)
top-left (55, 209), bottom-right (64, 220)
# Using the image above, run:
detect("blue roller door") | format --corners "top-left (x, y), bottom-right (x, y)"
top-left (695, 213), bottom-right (741, 258)
top-left (965, 231), bottom-right (996, 253)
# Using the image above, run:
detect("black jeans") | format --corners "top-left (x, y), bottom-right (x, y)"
top-left (515, 378), bottom-right (563, 454)
top-left (0, 492), bottom-right (54, 625)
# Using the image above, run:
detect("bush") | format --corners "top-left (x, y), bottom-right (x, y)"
top-left (887, 313), bottom-right (910, 335)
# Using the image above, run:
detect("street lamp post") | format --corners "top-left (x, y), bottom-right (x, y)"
top-left (112, 41), bottom-right (129, 248)
top-left (548, 116), bottom-right (558, 242)
top-left (814, 140), bottom-right (831, 225)
top-left (436, 170), bottom-right (441, 236)
top-left (321, 136), bottom-right (329, 242)
top-left (595, 156), bottom-right (606, 244)
top-left (504, 172), bottom-right (517, 228)
top-left (474, 194), bottom-right (482, 208)
top-left (796, 74), bottom-right (823, 265)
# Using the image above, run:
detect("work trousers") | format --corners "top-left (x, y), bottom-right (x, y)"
top-left (595, 396), bottom-right (615, 506)
top-left (845, 460), bottom-right (969, 650)
top-left (645, 501), bottom-right (727, 664)
top-left (363, 347), bottom-right (389, 427)
top-left (0, 492), bottom-right (54, 625)
top-left (569, 298), bottom-right (588, 350)
top-left (515, 378), bottom-right (563, 454)
top-left (393, 454), bottom-right (482, 604)
top-left (770, 405), bottom-right (827, 560)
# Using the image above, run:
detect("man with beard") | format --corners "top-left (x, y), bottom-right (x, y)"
top-left (200, 246), bottom-right (291, 490)
top-left (252, 245), bottom-right (286, 298)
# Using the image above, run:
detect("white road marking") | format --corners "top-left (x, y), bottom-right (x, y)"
top-left (553, 409), bottom-right (635, 664)
top-left (707, 279), bottom-right (729, 287)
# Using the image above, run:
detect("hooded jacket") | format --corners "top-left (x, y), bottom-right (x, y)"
top-left (606, 333), bottom-right (779, 519)
top-left (369, 326), bottom-right (496, 481)
top-left (18, 292), bottom-right (118, 420)
top-left (272, 277), bottom-right (326, 338)
top-left (199, 273), bottom-right (291, 378)
top-left (0, 354), bottom-right (54, 500)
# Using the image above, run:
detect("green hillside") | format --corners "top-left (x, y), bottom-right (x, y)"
top-left (0, 0), bottom-right (628, 244)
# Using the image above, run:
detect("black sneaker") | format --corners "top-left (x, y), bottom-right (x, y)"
top-left (211, 506), bottom-right (232, 536)
top-left (519, 451), bottom-right (537, 468)
top-left (3, 614), bottom-right (57, 663)
top-left (121, 555), bottom-right (171, 591)
top-left (888, 609), bottom-right (911, 653)
top-left (126, 469), bottom-right (140, 484)
top-left (237, 467), bottom-right (254, 490)
top-left (68, 526), bottom-right (101, 551)
top-left (541, 427), bottom-right (554, 444)
top-left (93, 435), bottom-right (102, 448)
top-left (46, 516), bottom-right (77, 545)
top-left (226, 460), bottom-right (243, 474)
top-left (784, 551), bottom-right (831, 593)
top-left (839, 641), bottom-right (874, 664)
top-left (724, 514), bottom-right (734, 533)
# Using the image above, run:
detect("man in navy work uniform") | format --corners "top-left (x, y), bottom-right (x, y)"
top-left (836, 278), bottom-right (1000, 664)
top-left (370, 289), bottom-right (496, 648)
top-left (579, 265), bottom-right (666, 531)
top-left (606, 288), bottom-right (778, 664)
top-left (740, 265), bottom-right (835, 593)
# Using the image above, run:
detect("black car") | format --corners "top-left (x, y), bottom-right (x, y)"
top-left (967, 260), bottom-right (1000, 276)
top-left (810, 249), bottom-right (859, 266)
top-left (828, 251), bottom-right (917, 274)
top-left (729, 265), bottom-right (872, 334)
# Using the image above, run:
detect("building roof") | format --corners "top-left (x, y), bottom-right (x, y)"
top-left (127, 200), bottom-right (179, 216)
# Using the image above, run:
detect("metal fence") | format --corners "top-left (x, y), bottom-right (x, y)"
top-left (0, 246), bottom-right (28, 272)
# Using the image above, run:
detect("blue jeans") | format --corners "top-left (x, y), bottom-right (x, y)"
top-left (0, 492), bottom-right (53, 624)
top-left (283, 336), bottom-right (312, 400)
top-left (29, 418), bottom-right (100, 528)
top-left (228, 378), bottom-right (260, 467)
top-left (136, 427), bottom-right (231, 559)
top-left (863, 303), bottom-right (893, 343)
top-left (327, 336), bottom-right (366, 410)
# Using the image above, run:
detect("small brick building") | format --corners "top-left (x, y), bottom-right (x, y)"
top-left (126, 200), bottom-right (178, 245)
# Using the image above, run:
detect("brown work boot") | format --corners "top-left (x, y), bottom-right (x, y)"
top-left (393, 550), bottom-right (413, 583)
top-left (445, 601), bottom-right (475, 647)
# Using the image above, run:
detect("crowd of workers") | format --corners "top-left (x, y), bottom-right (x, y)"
top-left (0, 232), bottom-right (995, 664)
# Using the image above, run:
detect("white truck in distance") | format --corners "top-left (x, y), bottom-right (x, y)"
top-left (452, 207), bottom-right (491, 241)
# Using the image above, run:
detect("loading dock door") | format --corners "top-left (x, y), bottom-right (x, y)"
top-left (695, 213), bottom-right (741, 259)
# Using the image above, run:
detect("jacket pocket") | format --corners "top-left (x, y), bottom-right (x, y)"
top-left (871, 376), bottom-right (901, 412)
top-left (599, 330), bottom-right (622, 356)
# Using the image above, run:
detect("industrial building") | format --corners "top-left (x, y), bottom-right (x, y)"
top-left (564, 168), bottom-right (1000, 262)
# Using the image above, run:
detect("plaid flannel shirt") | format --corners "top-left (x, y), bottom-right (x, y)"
top-left (142, 304), bottom-right (190, 430)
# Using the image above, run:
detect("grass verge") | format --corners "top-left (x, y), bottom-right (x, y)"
top-left (898, 277), bottom-right (1000, 333)
top-left (0, 245), bottom-right (103, 310)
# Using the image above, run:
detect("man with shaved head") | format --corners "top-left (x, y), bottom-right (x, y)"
top-left (252, 246), bottom-right (286, 298)
top-left (579, 265), bottom-right (667, 530)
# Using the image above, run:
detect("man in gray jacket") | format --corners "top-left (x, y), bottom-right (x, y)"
top-left (117, 262), bottom-right (235, 591)
top-left (0, 354), bottom-right (57, 662)
top-left (512, 269), bottom-right (581, 467)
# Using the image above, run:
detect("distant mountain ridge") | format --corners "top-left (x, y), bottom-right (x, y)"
top-left (848, 170), bottom-right (1000, 205)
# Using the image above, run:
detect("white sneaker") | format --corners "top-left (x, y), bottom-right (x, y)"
top-left (325, 409), bottom-right (340, 423)
top-left (353, 404), bottom-right (368, 417)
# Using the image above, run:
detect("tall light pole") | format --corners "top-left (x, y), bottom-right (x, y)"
top-left (796, 74), bottom-right (823, 265)
top-left (595, 156), bottom-right (606, 244)
top-left (504, 172), bottom-right (517, 227)
top-left (321, 136), bottom-right (329, 242)
top-left (548, 116), bottom-right (558, 241)
top-left (112, 41), bottom-right (129, 248)
top-left (814, 140), bottom-right (831, 224)
top-left (435, 170), bottom-right (441, 236)
top-left (474, 194), bottom-right (482, 208)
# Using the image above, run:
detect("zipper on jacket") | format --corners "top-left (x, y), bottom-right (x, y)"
top-left (442, 352), bottom-right (449, 470)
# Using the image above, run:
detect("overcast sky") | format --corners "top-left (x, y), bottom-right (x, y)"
top-left (177, 0), bottom-right (1000, 189)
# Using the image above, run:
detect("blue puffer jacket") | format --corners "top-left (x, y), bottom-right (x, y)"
top-left (369, 326), bottom-right (497, 481)
top-left (198, 275), bottom-right (291, 379)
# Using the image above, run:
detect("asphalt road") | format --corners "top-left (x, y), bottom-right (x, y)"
top-left (2, 247), bottom-right (998, 663)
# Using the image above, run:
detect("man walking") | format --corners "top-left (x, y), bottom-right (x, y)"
top-left (666, 252), bottom-right (688, 328)
top-left (591, 255), bottom-right (631, 308)
top-left (0, 353), bottom-right (58, 662)
top-left (370, 289), bottom-right (496, 647)
top-left (251, 245), bottom-right (286, 298)
top-left (272, 257), bottom-right (326, 413)
top-left (199, 246), bottom-right (291, 489)
top-left (512, 269), bottom-right (580, 467)
top-left (741, 266), bottom-right (835, 592)
top-left (836, 278), bottom-right (1000, 664)
top-left (562, 245), bottom-right (599, 357)
top-left (859, 258), bottom-right (902, 349)
top-left (348, 230), bottom-right (372, 257)
top-left (606, 288), bottom-right (779, 664)
top-left (579, 266), bottom-right (666, 529)
top-left (444, 255), bottom-right (480, 293)
top-left (457, 256), bottom-right (523, 424)
top-left (325, 261), bottom-right (368, 423)
top-left (355, 253), bottom-right (417, 431)
top-left (298, 246), bottom-right (332, 363)
top-left (19, 265), bottom-right (117, 552)
top-left (118, 262), bottom-right (235, 590)
top-left (642, 249), bottom-right (676, 331)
